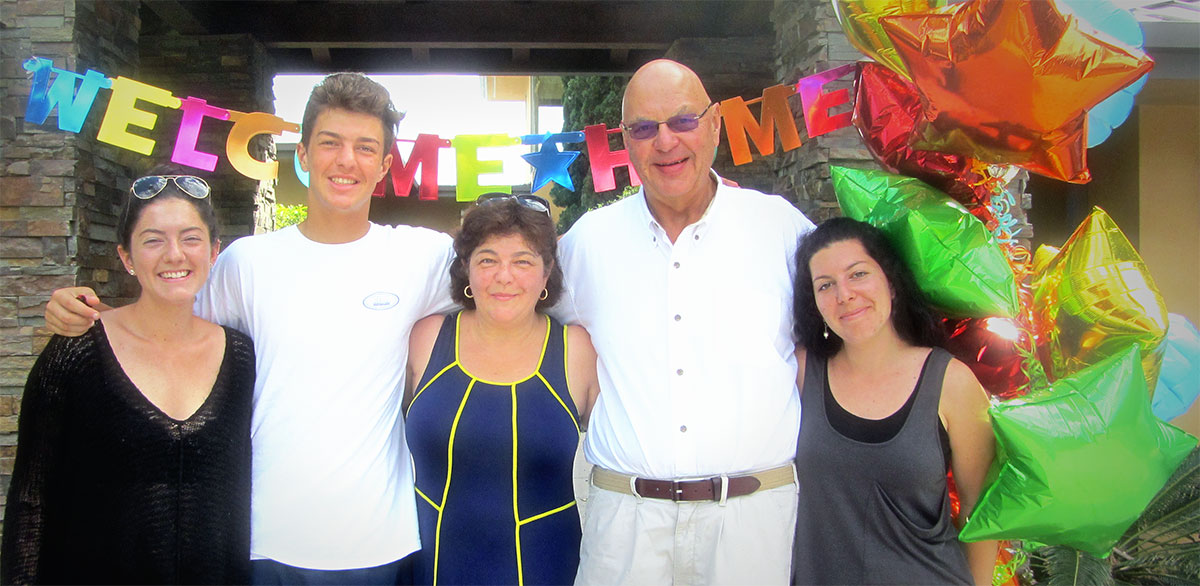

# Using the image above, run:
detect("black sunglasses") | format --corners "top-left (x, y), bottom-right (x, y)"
top-left (621, 103), bottom-right (716, 141)
top-left (131, 175), bottom-right (211, 200)
top-left (476, 193), bottom-right (551, 217)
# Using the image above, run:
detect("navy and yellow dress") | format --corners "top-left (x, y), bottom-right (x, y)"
top-left (405, 311), bottom-right (582, 585)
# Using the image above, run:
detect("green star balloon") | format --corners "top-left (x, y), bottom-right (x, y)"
top-left (831, 165), bottom-right (1019, 318)
top-left (960, 344), bottom-right (1197, 558)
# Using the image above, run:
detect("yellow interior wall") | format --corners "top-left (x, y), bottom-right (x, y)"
top-left (1137, 81), bottom-right (1200, 327)
top-left (1137, 79), bottom-right (1200, 437)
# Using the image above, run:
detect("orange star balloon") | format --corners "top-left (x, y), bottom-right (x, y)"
top-left (880, 0), bottom-right (1154, 183)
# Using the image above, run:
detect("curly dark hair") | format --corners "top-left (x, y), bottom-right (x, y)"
top-left (793, 217), bottom-right (944, 358)
top-left (117, 163), bottom-right (219, 250)
top-left (301, 72), bottom-right (402, 150)
top-left (450, 196), bottom-right (563, 312)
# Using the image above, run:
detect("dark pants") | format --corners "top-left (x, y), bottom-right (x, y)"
top-left (251, 553), bottom-right (417, 586)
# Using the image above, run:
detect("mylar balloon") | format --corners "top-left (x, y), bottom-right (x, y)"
top-left (960, 345), bottom-right (1198, 558)
top-left (1152, 314), bottom-right (1200, 422)
top-left (832, 165), bottom-right (1019, 318)
top-left (880, 0), bottom-right (1154, 183)
top-left (943, 317), bottom-right (1031, 400)
top-left (1057, 0), bottom-right (1150, 147)
top-left (1033, 207), bottom-right (1168, 394)
top-left (852, 61), bottom-right (986, 206)
top-left (832, 0), bottom-right (946, 79)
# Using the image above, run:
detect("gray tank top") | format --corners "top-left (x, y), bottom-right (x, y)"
top-left (791, 348), bottom-right (973, 585)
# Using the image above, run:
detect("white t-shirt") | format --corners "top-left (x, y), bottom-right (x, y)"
top-left (555, 178), bottom-right (815, 479)
top-left (196, 223), bottom-right (455, 570)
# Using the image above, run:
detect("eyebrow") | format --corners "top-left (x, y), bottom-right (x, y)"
top-left (315, 130), bottom-right (381, 145)
top-left (137, 226), bottom-right (205, 237)
top-left (475, 248), bottom-right (537, 257)
top-left (812, 260), bottom-right (866, 282)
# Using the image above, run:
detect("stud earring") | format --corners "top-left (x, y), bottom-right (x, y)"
top-left (128, 268), bottom-right (135, 276)
top-left (464, 286), bottom-right (474, 299)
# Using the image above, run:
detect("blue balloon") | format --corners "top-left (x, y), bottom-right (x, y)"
top-left (1152, 313), bottom-right (1200, 422)
top-left (294, 137), bottom-right (309, 187)
top-left (1057, 0), bottom-right (1149, 147)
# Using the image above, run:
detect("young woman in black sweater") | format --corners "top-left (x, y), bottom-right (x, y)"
top-left (2, 167), bottom-right (254, 585)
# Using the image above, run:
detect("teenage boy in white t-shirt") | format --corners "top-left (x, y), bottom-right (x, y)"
top-left (45, 73), bottom-right (454, 585)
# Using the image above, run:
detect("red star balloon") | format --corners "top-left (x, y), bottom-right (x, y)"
top-left (853, 61), bottom-right (987, 206)
top-left (880, 0), bottom-right (1154, 183)
top-left (943, 316), bottom-right (1032, 400)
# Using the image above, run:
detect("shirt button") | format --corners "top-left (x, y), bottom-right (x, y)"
top-left (674, 314), bottom-right (681, 321)
top-left (676, 368), bottom-right (684, 376)
top-left (673, 261), bottom-right (680, 269)
top-left (694, 234), bottom-right (699, 240)
top-left (680, 425), bottom-right (688, 433)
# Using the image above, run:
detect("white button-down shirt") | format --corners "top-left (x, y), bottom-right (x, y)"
top-left (556, 176), bottom-right (816, 479)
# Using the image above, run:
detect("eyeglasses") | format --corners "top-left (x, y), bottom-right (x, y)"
top-left (621, 103), bottom-right (716, 141)
top-left (475, 193), bottom-right (551, 217)
top-left (131, 175), bottom-right (211, 200)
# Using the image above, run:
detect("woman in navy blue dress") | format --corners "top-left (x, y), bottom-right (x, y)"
top-left (404, 194), bottom-right (599, 585)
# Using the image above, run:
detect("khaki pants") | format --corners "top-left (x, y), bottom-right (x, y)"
top-left (574, 473), bottom-right (798, 585)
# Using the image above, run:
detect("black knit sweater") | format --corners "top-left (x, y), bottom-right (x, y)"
top-left (1, 321), bottom-right (254, 585)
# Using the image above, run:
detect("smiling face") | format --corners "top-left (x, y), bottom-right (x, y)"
top-left (809, 238), bottom-right (897, 345)
top-left (467, 232), bottom-right (551, 324)
top-left (296, 107), bottom-right (393, 219)
top-left (622, 60), bottom-right (721, 210)
top-left (118, 197), bottom-right (219, 306)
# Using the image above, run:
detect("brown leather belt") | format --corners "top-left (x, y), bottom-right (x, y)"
top-left (591, 464), bottom-right (795, 502)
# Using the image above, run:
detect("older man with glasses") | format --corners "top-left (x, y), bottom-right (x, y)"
top-left (555, 59), bottom-right (816, 584)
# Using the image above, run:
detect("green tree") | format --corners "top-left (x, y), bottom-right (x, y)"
top-left (274, 203), bottom-right (307, 230)
top-left (551, 75), bottom-right (631, 233)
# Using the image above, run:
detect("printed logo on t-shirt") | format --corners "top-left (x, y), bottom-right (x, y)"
top-left (362, 291), bottom-right (400, 310)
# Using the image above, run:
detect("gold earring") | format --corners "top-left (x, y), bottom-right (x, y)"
top-left (464, 286), bottom-right (473, 299)
top-left (539, 288), bottom-right (548, 301)
top-left (128, 268), bottom-right (136, 276)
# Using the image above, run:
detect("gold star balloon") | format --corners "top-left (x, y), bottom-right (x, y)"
top-left (1033, 207), bottom-right (1168, 394)
top-left (832, 0), bottom-right (946, 79)
top-left (880, 0), bottom-right (1154, 183)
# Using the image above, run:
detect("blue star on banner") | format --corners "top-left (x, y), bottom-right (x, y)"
top-left (522, 132), bottom-right (584, 192)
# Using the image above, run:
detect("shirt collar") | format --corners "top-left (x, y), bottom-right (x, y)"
top-left (637, 169), bottom-right (725, 241)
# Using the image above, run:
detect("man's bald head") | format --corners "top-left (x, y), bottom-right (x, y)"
top-left (622, 59), bottom-right (711, 120)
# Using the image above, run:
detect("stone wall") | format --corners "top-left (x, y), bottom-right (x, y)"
top-left (771, 0), bottom-right (874, 222)
top-left (0, 1), bottom-right (274, 532)
top-left (0, 1), bottom-right (143, 520)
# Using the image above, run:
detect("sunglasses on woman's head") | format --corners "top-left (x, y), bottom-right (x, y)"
top-left (131, 175), bottom-right (211, 200)
top-left (475, 193), bottom-right (551, 217)
top-left (621, 103), bottom-right (715, 141)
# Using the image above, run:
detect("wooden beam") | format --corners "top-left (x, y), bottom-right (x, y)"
top-left (311, 47), bottom-right (332, 68)
top-left (142, 0), bottom-right (208, 35)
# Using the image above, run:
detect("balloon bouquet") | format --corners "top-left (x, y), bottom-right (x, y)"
top-left (828, 0), bottom-right (1199, 583)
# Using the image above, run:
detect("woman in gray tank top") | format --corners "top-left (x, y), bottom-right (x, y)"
top-left (790, 218), bottom-right (998, 585)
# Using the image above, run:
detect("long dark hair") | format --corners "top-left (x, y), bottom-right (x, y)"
top-left (793, 217), bottom-right (943, 358)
